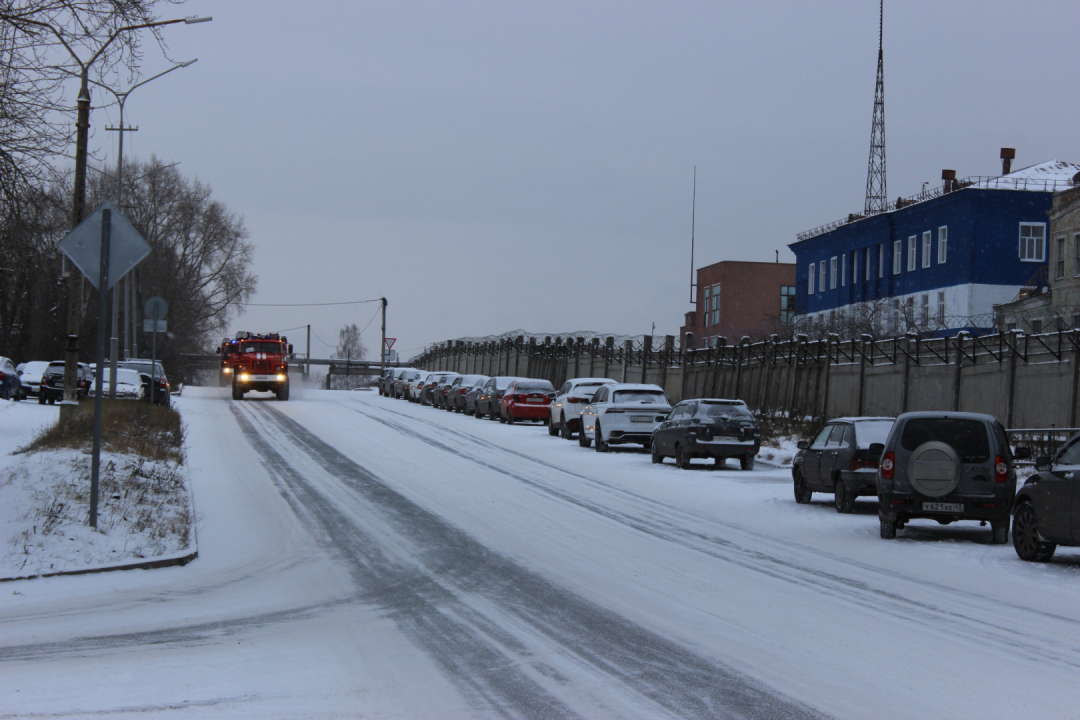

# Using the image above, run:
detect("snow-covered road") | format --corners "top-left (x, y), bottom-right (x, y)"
top-left (3, 386), bottom-right (1079, 719)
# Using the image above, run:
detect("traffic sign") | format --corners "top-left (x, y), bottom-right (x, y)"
top-left (143, 319), bottom-right (167, 332)
top-left (145, 296), bottom-right (168, 320)
top-left (385, 338), bottom-right (396, 349)
top-left (58, 201), bottom-right (150, 290)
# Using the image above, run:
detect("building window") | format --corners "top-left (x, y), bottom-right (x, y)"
top-left (893, 241), bottom-right (902, 275)
top-left (780, 285), bottom-right (795, 325)
top-left (937, 291), bottom-right (945, 324)
top-left (1056, 317), bottom-right (1066, 331)
top-left (1006, 322), bottom-right (1017, 332)
top-left (830, 257), bottom-right (837, 289)
top-left (808, 264), bottom-right (815, 295)
top-left (922, 231), bottom-right (932, 269)
top-left (938, 226), bottom-right (948, 264)
top-left (908, 236), bottom-right (917, 271)
top-left (819, 261), bottom-right (826, 295)
top-left (1057, 236), bottom-right (1066, 279)
top-left (879, 243), bottom-right (885, 278)
top-left (1019, 223), bottom-right (1046, 262)
top-left (866, 246), bottom-right (872, 281)
top-left (841, 254), bottom-right (847, 287)
top-left (1075, 233), bottom-right (1080, 277)
top-left (703, 286), bottom-right (711, 327)
top-left (1030, 318), bottom-right (1043, 334)
top-left (710, 284), bottom-right (720, 326)
top-left (921, 294), bottom-right (929, 325)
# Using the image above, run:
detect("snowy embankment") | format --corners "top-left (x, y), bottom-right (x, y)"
top-left (0, 398), bottom-right (196, 580)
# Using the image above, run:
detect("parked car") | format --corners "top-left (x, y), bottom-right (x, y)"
top-left (475, 376), bottom-right (524, 420)
top-left (548, 377), bottom-right (615, 439)
top-left (421, 372), bottom-right (456, 406)
top-left (446, 374), bottom-right (489, 413)
top-left (1, 357), bottom-right (22, 401)
top-left (397, 370), bottom-right (423, 400)
top-left (875, 411), bottom-right (1029, 542)
top-left (462, 377), bottom-right (491, 416)
top-left (389, 367), bottom-right (417, 398)
top-left (652, 398), bottom-right (761, 470)
top-left (432, 372), bottom-right (462, 408)
top-left (579, 384), bottom-right (671, 452)
top-left (122, 360), bottom-right (170, 406)
top-left (15, 360), bottom-right (51, 399)
top-left (39, 362), bottom-right (93, 404)
top-left (793, 416), bottom-right (895, 512)
top-left (499, 379), bottom-right (555, 424)
top-left (88, 368), bottom-right (145, 400)
top-left (408, 373), bottom-right (433, 402)
top-left (1012, 432), bottom-right (1080, 562)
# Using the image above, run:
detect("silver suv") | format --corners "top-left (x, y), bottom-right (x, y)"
top-left (874, 412), bottom-right (1029, 543)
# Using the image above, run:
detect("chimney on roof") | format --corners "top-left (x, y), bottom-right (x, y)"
top-left (1000, 148), bottom-right (1015, 175)
top-left (942, 169), bottom-right (956, 192)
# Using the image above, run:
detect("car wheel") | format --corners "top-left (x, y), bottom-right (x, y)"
top-left (579, 423), bottom-right (592, 448)
top-left (47, 396), bottom-right (55, 405)
top-left (595, 423), bottom-right (608, 452)
top-left (548, 417), bottom-right (559, 436)
top-left (740, 454), bottom-right (756, 472)
top-left (675, 444), bottom-right (690, 469)
top-left (561, 415), bottom-right (574, 440)
top-left (38, 392), bottom-right (45, 405)
top-left (991, 520), bottom-right (1009, 545)
top-left (834, 479), bottom-right (854, 513)
top-left (1012, 504), bottom-right (1056, 561)
top-left (651, 442), bottom-right (663, 464)
top-left (506, 411), bottom-right (515, 425)
top-left (880, 518), bottom-right (896, 539)
top-left (793, 470), bottom-right (812, 504)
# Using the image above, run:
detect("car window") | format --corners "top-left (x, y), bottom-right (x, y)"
top-left (516, 381), bottom-right (553, 392)
top-left (612, 390), bottom-right (667, 404)
top-left (699, 403), bottom-right (753, 420)
top-left (812, 425), bottom-right (834, 448)
top-left (669, 405), bottom-right (685, 420)
top-left (826, 425), bottom-right (847, 448)
top-left (1056, 439), bottom-right (1080, 466)
top-left (852, 420), bottom-right (893, 448)
top-left (900, 418), bottom-right (990, 462)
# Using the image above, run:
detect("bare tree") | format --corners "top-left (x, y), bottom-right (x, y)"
top-left (335, 323), bottom-right (366, 361)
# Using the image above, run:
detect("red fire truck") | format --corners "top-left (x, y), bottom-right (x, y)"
top-left (220, 332), bottom-right (292, 400)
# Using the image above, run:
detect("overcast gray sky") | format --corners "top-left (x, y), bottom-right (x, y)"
top-left (84, 0), bottom-right (1080, 360)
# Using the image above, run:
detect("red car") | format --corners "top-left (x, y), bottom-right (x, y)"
top-left (499, 379), bottom-right (555, 424)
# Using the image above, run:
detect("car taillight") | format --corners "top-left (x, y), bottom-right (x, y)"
top-left (851, 459), bottom-right (877, 470)
top-left (460, 388), bottom-right (468, 395)
top-left (880, 452), bottom-right (895, 480)
top-left (995, 455), bottom-right (1007, 482)
top-left (567, 396), bottom-right (587, 403)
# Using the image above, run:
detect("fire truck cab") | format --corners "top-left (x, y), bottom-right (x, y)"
top-left (221, 331), bottom-right (292, 401)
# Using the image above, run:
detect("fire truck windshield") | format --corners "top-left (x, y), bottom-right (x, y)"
top-left (240, 342), bottom-right (284, 354)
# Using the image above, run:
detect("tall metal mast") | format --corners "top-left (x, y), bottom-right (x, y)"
top-left (864, 0), bottom-right (887, 215)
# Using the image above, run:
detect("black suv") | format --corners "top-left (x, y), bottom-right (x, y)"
top-left (652, 398), bottom-right (761, 470)
top-left (1012, 431), bottom-right (1080, 562)
top-left (874, 412), bottom-right (1029, 543)
top-left (121, 360), bottom-right (171, 406)
top-left (40, 362), bottom-right (92, 404)
top-left (793, 417), bottom-right (894, 512)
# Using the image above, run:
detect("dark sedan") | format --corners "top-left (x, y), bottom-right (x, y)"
top-left (474, 376), bottom-right (523, 421)
top-left (1013, 433), bottom-right (1080, 562)
top-left (793, 417), bottom-right (895, 512)
top-left (652, 398), bottom-right (761, 470)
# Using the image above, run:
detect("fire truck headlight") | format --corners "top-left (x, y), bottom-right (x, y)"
top-left (276, 373), bottom-right (286, 382)
top-left (223, 367), bottom-right (232, 374)
top-left (239, 373), bottom-right (250, 382)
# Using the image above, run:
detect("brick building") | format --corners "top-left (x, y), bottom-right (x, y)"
top-left (679, 261), bottom-right (797, 347)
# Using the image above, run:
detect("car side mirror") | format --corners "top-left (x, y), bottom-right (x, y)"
top-left (1013, 447), bottom-right (1031, 460)
top-left (1035, 456), bottom-right (1052, 472)
top-left (796, 440), bottom-right (809, 450)
top-left (867, 443), bottom-right (884, 461)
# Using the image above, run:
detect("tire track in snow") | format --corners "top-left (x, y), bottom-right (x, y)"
top-left (249, 401), bottom-right (828, 720)
top-left (339, 399), bottom-right (1080, 673)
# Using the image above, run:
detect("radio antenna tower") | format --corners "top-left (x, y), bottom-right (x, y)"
top-left (864, 0), bottom-right (887, 215)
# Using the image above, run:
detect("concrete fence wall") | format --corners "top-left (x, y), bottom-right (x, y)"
top-left (415, 331), bottom-right (1079, 428)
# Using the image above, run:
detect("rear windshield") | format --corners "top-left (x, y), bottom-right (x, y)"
top-left (612, 390), bottom-right (668, 404)
top-left (699, 403), bottom-right (753, 419)
top-left (516, 381), bottom-right (554, 393)
top-left (900, 418), bottom-right (989, 462)
top-left (853, 420), bottom-right (894, 448)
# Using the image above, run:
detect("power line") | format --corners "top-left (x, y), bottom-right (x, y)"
top-left (239, 298), bottom-right (383, 307)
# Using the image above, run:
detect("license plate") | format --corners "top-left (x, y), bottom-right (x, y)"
top-left (717, 436), bottom-right (739, 442)
top-left (526, 397), bottom-right (543, 403)
top-left (923, 502), bottom-right (963, 513)
top-left (630, 415), bottom-right (652, 423)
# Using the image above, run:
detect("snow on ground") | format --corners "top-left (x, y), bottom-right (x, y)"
top-left (1, 387), bottom-right (1079, 719)
top-left (0, 399), bottom-right (194, 579)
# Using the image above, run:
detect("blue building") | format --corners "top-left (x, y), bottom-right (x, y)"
top-left (788, 160), bottom-right (1080, 337)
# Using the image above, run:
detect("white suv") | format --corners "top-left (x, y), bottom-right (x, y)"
top-left (549, 377), bottom-right (615, 439)
top-left (579, 383), bottom-right (672, 452)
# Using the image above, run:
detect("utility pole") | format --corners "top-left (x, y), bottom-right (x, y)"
top-left (380, 297), bottom-right (388, 379)
top-left (306, 324), bottom-right (311, 380)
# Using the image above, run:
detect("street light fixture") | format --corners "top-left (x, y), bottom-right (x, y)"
top-left (95, 58), bottom-right (198, 397)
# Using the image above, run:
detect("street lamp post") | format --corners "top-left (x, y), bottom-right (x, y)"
top-left (99, 59), bottom-right (197, 397)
